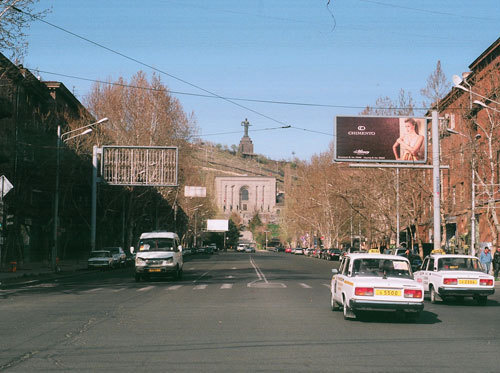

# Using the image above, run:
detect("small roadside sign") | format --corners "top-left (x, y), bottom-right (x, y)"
top-left (0, 175), bottom-right (13, 199)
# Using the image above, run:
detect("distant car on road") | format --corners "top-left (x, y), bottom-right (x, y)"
top-left (294, 248), bottom-right (304, 255)
top-left (88, 250), bottom-right (114, 269)
top-left (245, 246), bottom-right (255, 253)
top-left (285, 247), bottom-right (293, 254)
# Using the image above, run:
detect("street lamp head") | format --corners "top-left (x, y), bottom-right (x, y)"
top-left (452, 75), bottom-right (462, 86)
top-left (475, 134), bottom-right (481, 140)
top-left (473, 100), bottom-right (487, 108)
top-left (96, 117), bottom-right (109, 124)
top-left (81, 128), bottom-right (93, 135)
top-left (446, 128), bottom-right (460, 135)
top-left (452, 74), bottom-right (469, 92)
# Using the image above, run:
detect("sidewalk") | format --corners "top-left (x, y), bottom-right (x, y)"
top-left (0, 260), bottom-right (89, 285)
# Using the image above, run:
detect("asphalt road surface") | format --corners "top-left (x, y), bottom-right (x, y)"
top-left (1, 251), bottom-right (499, 372)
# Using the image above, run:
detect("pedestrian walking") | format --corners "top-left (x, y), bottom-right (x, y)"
top-left (493, 248), bottom-right (500, 280)
top-left (480, 247), bottom-right (493, 274)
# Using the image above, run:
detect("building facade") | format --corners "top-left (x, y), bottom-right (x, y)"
top-left (438, 37), bottom-right (499, 253)
top-left (214, 176), bottom-right (279, 225)
top-left (0, 53), bottom-right (91, 265)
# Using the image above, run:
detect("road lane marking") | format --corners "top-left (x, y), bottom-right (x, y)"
top-left (167, 285), bottom-right (183, 291)
top-left (248, 257), bottom-right (285, 288)
top-left (299, 283), bottom-right (312, 288)
top-left (137, 286), bottom-right (155, 292)
top-left (112, 288), bottom-right (126, 293)
top-left (194, 284), bottom-right (208, 290)
top-left (83, 287), bottom-right (103, 293)
top-left (323, 284), bottom-right (331, 288)
top-left (220, 284), bottom-right (233, 289)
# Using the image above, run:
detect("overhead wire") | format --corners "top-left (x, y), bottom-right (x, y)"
top-left (11, 6), bottom-right (290, 129)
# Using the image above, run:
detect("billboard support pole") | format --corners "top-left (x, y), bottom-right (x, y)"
top-left (91, 146), bottom-right (101, 253)
top-left (432, 110), bottom-right (441, 252)
top-left (396, 168), bottom-right (400, 248)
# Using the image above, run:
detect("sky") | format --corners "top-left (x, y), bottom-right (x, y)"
top-left (22, 0), bottom-right (500, 161)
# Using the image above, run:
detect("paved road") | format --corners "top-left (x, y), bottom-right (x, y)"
top-left (1, 251), bottom-right (499, 372)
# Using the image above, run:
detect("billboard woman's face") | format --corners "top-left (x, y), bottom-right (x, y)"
top-left (405, 121), bottom-right (416, 134)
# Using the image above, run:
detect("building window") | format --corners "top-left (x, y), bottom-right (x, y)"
top-left (240, 187), bottom-right (249, 201)
top-left (242, 204), bottom-right (247, 211)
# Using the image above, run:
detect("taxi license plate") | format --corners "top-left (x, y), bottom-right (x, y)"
top-left (375, 289), bottom-right (401, 296)
top-left (147, 268), bottom-right (161, 273)
top-left (458, 279), bottom-right (477, 285)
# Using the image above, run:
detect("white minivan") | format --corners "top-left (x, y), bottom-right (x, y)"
top-left (131, 231), bottom-right (183, 282)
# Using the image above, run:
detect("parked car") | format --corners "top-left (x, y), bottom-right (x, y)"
top-left (326, 248), bottom-right (342, 261)
top-left (294, 248), bottom-right (304, 255)
top-left (285, 247), bottom-right (293, 254)
top-left (87, 250), bottom-right (114, 269)
top-left (237, 244), bottom-right (246, 252)
top-left (103, 247), bottom-right (126, 267)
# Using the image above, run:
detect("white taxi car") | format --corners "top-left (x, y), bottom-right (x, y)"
top-left (413, 254), bottom-right (495, 305)
top-left (330, 253), bottom-right (424, 320)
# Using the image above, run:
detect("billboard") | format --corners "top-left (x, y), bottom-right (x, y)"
top-left (184, 186), bottom-right (206, 198)
top-left (101, 146), bottom-right (178, 186)
top-left (206, 219), bottom-right (228, 232)
top-left (334, 116), bottom-right (428, 163)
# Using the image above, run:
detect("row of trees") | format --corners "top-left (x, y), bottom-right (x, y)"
top-left (280, 62), bottom-right (452, 255)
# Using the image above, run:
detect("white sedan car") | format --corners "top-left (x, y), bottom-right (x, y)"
top-left (413, 254), bottom-right (495, 305)
top-left (330, 253), bottom-right (424, 320)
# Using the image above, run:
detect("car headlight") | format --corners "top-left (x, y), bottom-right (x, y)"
top-left (135, 257), bottom-right (145, 266)
top-left (162, 258), bottom-right (173, 265)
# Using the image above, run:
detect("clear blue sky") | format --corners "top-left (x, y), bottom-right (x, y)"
top-left (24, 0), bottom-right (499, 160)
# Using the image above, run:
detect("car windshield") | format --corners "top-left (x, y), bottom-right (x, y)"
top-left (91, 251), bottom-right (110, 258)
top-left (352, 258), bottom-right (412, 279)
top-left (138, 238), bottom-right (175, 252)
top-left (104, 248), bottom-right (119, 254)
top-left (438, 257), bottom-right (482, 271)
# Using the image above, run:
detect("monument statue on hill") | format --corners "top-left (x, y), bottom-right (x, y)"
top-left (238, 118), bottom-right (254, 157)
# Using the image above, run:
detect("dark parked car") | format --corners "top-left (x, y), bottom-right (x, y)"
top-left (326, 248), bottom-right (342, 261)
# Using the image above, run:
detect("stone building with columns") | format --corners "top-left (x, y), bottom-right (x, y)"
top-left (214, 176), bottom-right (279, 225)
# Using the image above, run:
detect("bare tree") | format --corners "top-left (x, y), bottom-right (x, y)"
top-left (83, 72), bottom-right (199, 244)
top-left (421, 60), bottom-right (450, 110)
top-left (0, 0), bottom-right (50, 60)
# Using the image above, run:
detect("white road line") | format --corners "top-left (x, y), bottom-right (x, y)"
top-left (193, 284), bottom-right (208, 290)
top-left (83, 287), bottom-right (103, 293)
top-left (220, 284), bottom-right (233, 289)
top-left (299, 283), bottom-right (312, 288)
top-left (250, 257), bottom-right (268, 283)
top-left (137, 286), bottom-right (155, 292)
top-left (112, 288), bottom-right (126, 293)
top-left (322, 284), bottom-right (331, 289)
top-left (167, 285), bottom-right (183, 291)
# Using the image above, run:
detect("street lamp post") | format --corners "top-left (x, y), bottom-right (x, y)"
top-left (53, 118), bottom-right (108, 272)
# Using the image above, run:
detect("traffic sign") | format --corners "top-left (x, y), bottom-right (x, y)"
top-left (0, 175), bottom-right (13, 198)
